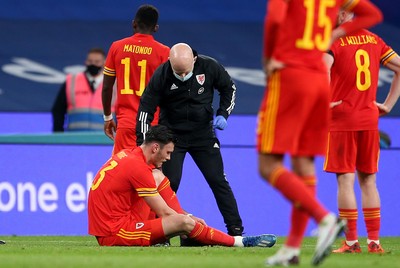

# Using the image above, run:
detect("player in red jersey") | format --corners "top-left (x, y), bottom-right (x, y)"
top-left (88, 125), bottom-right (277, 247)
top-left (102, 5), bottom-right (169, 154)
top-left (259, 0), bottom-right (382, 265)
top-left (323, 9), bottom-right (400, 254)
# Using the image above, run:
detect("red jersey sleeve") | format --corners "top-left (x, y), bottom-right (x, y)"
top-left (339, 0), bottom-right (383, 35)
top-left (121, 149), bottom-right (158, 196)
top-left (263, 0), bottom-right (288, 59)
top-left (131, 169), bottom-right (158, 197)
top-left (103, 43), bottom-right (117, 77)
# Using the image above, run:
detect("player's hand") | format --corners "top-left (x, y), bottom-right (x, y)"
top-left (330, 100), bottom-right (342, 108)
top-left (375, 101), bottom-right (390, 116)
top-left (187, 214), bottom-right (207, 226)
top-left (266, 58), bottom-right (285, 76)
top-left (213, 115), bottom-right (227, 130)
top-left (104, 120), bottom-right (116, 140)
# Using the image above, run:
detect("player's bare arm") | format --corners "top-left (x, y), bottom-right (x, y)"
top-left (143, 194), bottom-right (177, 218)
top-left (323, 53), bottom-right (342, 109)
top-left (376, 55), bottom-right (400, 115)
top-left (102, 74), bottom-right (117, 140)
top-left (266, 58), bottom-right (285, 76)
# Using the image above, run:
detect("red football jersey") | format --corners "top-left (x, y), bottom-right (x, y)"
top-left (263, 0), bottom-right (382, 72)
top-left (329, 29), bottom-right (397, 131)
top-left (88, 147), bottom-right (158, 236)
top-left (104, 33), bottom-right (169, 129)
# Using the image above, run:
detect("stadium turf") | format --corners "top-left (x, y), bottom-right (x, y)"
top-left (0, 236), bottom-right (399, 267)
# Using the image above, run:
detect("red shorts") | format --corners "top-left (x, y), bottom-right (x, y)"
top-left (257, 68), bottom-right (329, 156)
top-left (112, 128), bottom-right (138, 155)
top-left (324, 130), bottom-right (379, 174)
top-left (96, 217), bottom-right (166, 246)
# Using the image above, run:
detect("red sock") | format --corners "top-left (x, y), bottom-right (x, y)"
top-left (286, 175), bottom-right (316, 247)
top-left (188, 222), bottom-right (234, 246)
top-left (363, 207), bottom-right (381, 241)
top-left (158, 177), bottom-right (184, 214)
top-left (338, 208), bottom-right (358, 241)
top-left (270, 167), bottom-right (328, 222)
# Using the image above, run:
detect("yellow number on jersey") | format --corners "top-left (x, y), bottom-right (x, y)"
top-left (91, 160), bottom-right (118, 191)
top-left (296, 0), bottom-right (336, 51)
top-left (120, 58), bottom-right (147, 96)
top-left (355, 49), bottom-right (371, 91)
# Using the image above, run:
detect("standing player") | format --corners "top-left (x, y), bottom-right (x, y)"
top-left (324, 9), bottom-right (400, 254)
top-left (102, 4), bottom-right (169, 154)
top-left (259, 0), bottom-right (382, 266)
top-left (88, 125), bottom-right (277, 248)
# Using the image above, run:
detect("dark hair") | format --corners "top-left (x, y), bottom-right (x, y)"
top-left (134, 4), bottom-right (159, 31)
top-left (88, 47), bottom-right (105, 57)
top-left (144, 125), bottom-right (176, 147)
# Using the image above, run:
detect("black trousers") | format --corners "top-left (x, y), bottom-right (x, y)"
top-left (162, 132), bottom-right (243, 234)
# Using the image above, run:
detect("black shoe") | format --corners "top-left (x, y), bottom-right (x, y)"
top-left (227, 226), bottom-right (244, 236)
top-left (180, 237), bottom-right (205, 247)
top-left (153, 239), bottom-right (171, 247)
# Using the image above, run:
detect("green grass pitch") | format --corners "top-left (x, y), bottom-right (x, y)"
top-left (0, 236), bottom-right (399, 267)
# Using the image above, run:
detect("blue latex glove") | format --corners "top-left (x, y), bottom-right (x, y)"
top-left (213, 115), bottom-right (227, 130)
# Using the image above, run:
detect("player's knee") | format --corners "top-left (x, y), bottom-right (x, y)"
top-left (359, 176), bottom-right (378, 192)
top-left (152, 168), bottom-right (166, 185)
top-left (177, 214), bottom-right (196, 233)
top-left (259, 165), bottom-right (273, 181)
top-left (291, 157), bottom-right (314, 176)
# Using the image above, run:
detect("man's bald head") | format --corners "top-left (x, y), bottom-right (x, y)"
top-left (169, 43), bottom-right (196, 79)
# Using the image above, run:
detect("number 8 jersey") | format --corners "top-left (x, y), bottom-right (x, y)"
top-left (329, 29), bottom-right (397, 131)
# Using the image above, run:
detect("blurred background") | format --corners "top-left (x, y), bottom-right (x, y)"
top-left (0, 0), bottom-right (399, 237)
